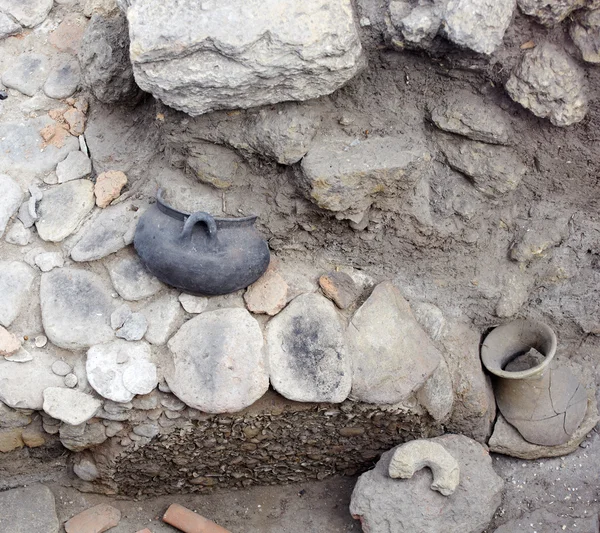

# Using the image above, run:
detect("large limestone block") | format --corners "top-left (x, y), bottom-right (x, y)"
top-left (124, 0), bottom-right (365, 115)
top-left (266, 293), bottom-right (352, 403)
top-left (348, 281), bottom-right (441, 404)
top-left (167, 308), bottom-right (268, 413)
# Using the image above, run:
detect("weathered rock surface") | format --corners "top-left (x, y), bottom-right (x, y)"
top-left (167, 308), bottom-right (268, 413)
top-left (429, 91), bottom-right (512, 145)
top-left (300, 135), bottom-right (431, 219)
top-left (0, 118), bottom-right (79, 179)
top-left (107, 252), bottom-right (162, 300)
top-left (319, 271), bottom-right (362, 309)
top-left (349, 282), bottom-right (441, 404)
top-left (87, 340), bottom-right (157, 402)
top-left (517, 0), bottom-right (588, 26)
top-left (244, 267), bottom-right (288, 316)
top-left (5, 221), bottom-right (32, 246)
top-left (493, 508), bottom-right (600, 533)
top-left (570, 8), bottom-right (600, 64)
top-left (178, 294), bottom-right (208, 314)
top-left (43, 55), bottom-right (81, 99)
top-left (350, 434), bottom-right (503, 533)
top-left (186, 142), bottom-right (250, 190)
top-left (71, 200), bottom-right (144, 262)
top-left (95, 170), bottom-right (127, 207)
top-left (0, 174), bottom-right (23, 238)
top-left (115, 311), bottom-right (148, 341)
top-left (416, 357), bottom-right (454, 422)
top-left (0, 484), bottom-right (59, 533)
top-left (35, 252), bottom-right (65, 272)
top-left (438, 137), bottom-right (526, 198)
top-left (43, 388), bottom-right (102, 425)
top-left (0, 0), bottom-right (53, 28)
top-left (56, 151), bottom-right (92, 183)
top-left (64, 504), bottom-right (121, 533)
top-left (36, 180), bottom-right (95, 242)
top-left (510, 216), bottom-right (567, 262)
top-left (266, 293), bottom-right (351, 403)
top-left (506, 42), bottom-right (588, 126)
top-left (0, 355), bottom-right (66, 409)
top-left (0, 261), bottom-right (35, 327)
top-left (79, 12), bottom-right (141, 104)
top-left (0, 12), bottom-right (21, 39)
top-left (489, 393), bottom-right (599, 459)
top-left (125, 0), bottom-right (365, 115)
top-left (1, 53), bottom-right (49, 96)
top-left (40, 268), bottom-right (115, 350)
top-left (442, 0), bottom-right (516, 55)
top-left (60, 421), bottom-right (108, 451)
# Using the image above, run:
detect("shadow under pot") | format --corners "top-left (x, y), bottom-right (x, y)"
top-left (133, 189), bottom-right (270, 296)
top-left (481, 319), bottom-right (587, 447)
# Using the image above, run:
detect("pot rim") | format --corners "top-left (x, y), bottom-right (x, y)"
top-left (155, 188), bottom-right (258, 225)
top-left (481, 319), bottom-right (557, 380)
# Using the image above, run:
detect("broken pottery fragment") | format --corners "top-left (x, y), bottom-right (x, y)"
top-left (481, 319), bottom-right (587, 446)
top-left (388, 439), bottom-right (460, 496)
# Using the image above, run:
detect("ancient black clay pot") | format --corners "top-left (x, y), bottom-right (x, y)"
top-left (481, 319), bottom-right (587, 447)
top-left (134, 189), bottom-right (270, 296)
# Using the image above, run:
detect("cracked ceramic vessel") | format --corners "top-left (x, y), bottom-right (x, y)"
top-left (134, 189), bottom-right (270, 296)
top-left (481, 319), bottom-right (587, 446)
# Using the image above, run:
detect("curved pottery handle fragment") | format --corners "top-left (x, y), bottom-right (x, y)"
top-left (180, 211), bottom-right (218, 242)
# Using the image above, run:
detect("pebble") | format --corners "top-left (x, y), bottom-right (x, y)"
top-left (0, 325), bottom-right (21, 356)
top-left (1, 53), bottom-right (49, 97)
top-left (64, 373), bottom-right (78, 388)
top-left (73, 457), bottom-right (100, 482)
top-left (5, 220), bottom-right (32, 246)
top-left (0, 261), bottom-right (35, 327)
top-left (56, 150), bottom-right (92, 183)
top-left (0, 174), bottom-right (23, 238)
top-left (95, 170), bottom-right (127, 208)
top-left (43, 55), bottom-right (81, 99)
top-left (35, 335), bottom-right (48, 348)
top-left (116, 312), bottom-right (148, 341)
top-left (178, 293), bottom-right (208, 314)
top-left (36, 180), bottom-right (95, 242)
top-left (132, 423), bottom-right (160, 438)
top-left (42, 387), bottom-right (102, 425)
top-left (64, 504), bottom-right (121, 533)
top-left (51, 359), bottom-right (72, 376)
top-left (64, 107), bottom-right (86, 136)
top-left (34, 251), bottom-right (65, 272)
top-left (111, 304), bottom-right (132, 330)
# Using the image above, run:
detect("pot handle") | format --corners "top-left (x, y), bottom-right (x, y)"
top-left (180, 211), bottom-right (218, 242)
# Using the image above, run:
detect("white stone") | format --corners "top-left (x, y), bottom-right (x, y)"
top-left (34, 252), bottom-right (64, 272)
top-left (178, 293), bottom-right (208, 314)
top-left (42, 388), bottom-right (102, 425)
top-left (167, 308), bottom-right (268, 413)
top-left (107, 252), bottom-right (162, 300)
top-left (0, 175), bottom-right (23, 239)
top-left (125, 0), bottom-right (365, 115)
top-left (51, 360), bottom-right (72, 376)
top-left (87, 340), bottom-right (157, 402)
top-left (43, 56), bottom-right (81, 100)
top-left (0, 12), bottom-right (21, 39)
top-left (36, 180), bottom-right (95, 242)
top-left (266, 293), bottom-right (351, 403)
top-left (0, 0), bottom-right (54, 28)
top-left (64, 373), bottom-right (78, 388)
top-left (5, 220), bottom-right (32, 246)
top-left (40, 268), bottom-right (115, 350)
top-left (1, 53), bottom-right (49, 96)
top-left (0, 261), bottom-right (35, 327)
top-left (115, 312), bottom-right (148, 341)
top-left (141, 292), bottom-right (184, 345)
top-left (56, 151), bottom-right (92, 183)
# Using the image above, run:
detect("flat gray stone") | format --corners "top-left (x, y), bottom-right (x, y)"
top-left (570, 8), bottom-right (600, 64)
top-left (1, 52), bottom-right (49, 96)
top-left (350, 434), bottom-right (503, 533)
top-left (42, 388), bottom-right (102, 425)
top-left (107, 252), bottom-right (162, 300)
top-left (178, 293), bottom-right (208, 314)
top-left (493, 508), bottom-right (599, 533)
top-left (126, 0), bottom-right (364, 115)
top-left (111, 303), bottom-right (131, 330)
top-left (442, 0), bottom-right (516, 55)
top-left (506, 42), bottom-right (588, 126)
top-left (34, 252), bottom-right (64, 272)
top-left (0, 354), bottom-right (66, 409)
top-left (300, 134), bottom-right (431, 219)
top-left (429, 91), bottom-right (512, 145)
top-left (0, 174), bottom-right (23, 238)
top-left (0, 13), bottom-right (21, 39)
top-left (87, 340), bottom-right (157, 402)
top-left (0, 118), bottom-right (79, 179)
top-left (438, 137), bottom-right (526, 198)
top-left (70, 200), bottom-right (144, 262)
top-left (5, 220), bottom-right (32, 246)
top-left (43, 55), bottom-right (81, 99)
top-left (0, 261), bottom-right (35, 327)
top-left (59, 421), bottom-right (107, 451)
top-left (115, 312), bottom-right (148, 341)
top-left (141, 292), bottom-right (184, 345)
top-left (266, 293), bottom-right (351, 403)
top-left (0, 401), bottom-right (32, 429)
top-left (36, 180), bottom-right (95, 242)
top-left (51, 360), bottom-right (72, 376)
top-left (56, 151), bottom-right (91, 183)
top-left (0, 0), bottom-right (54, 28)
top-left (40, 268), bottom-right (115, 350)
top-left (348, 281), bottom-right (441, 404)
top-left (167, 308), bottom-right (268, 413)
top-left (0, 484), bottom-right (59, 533)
